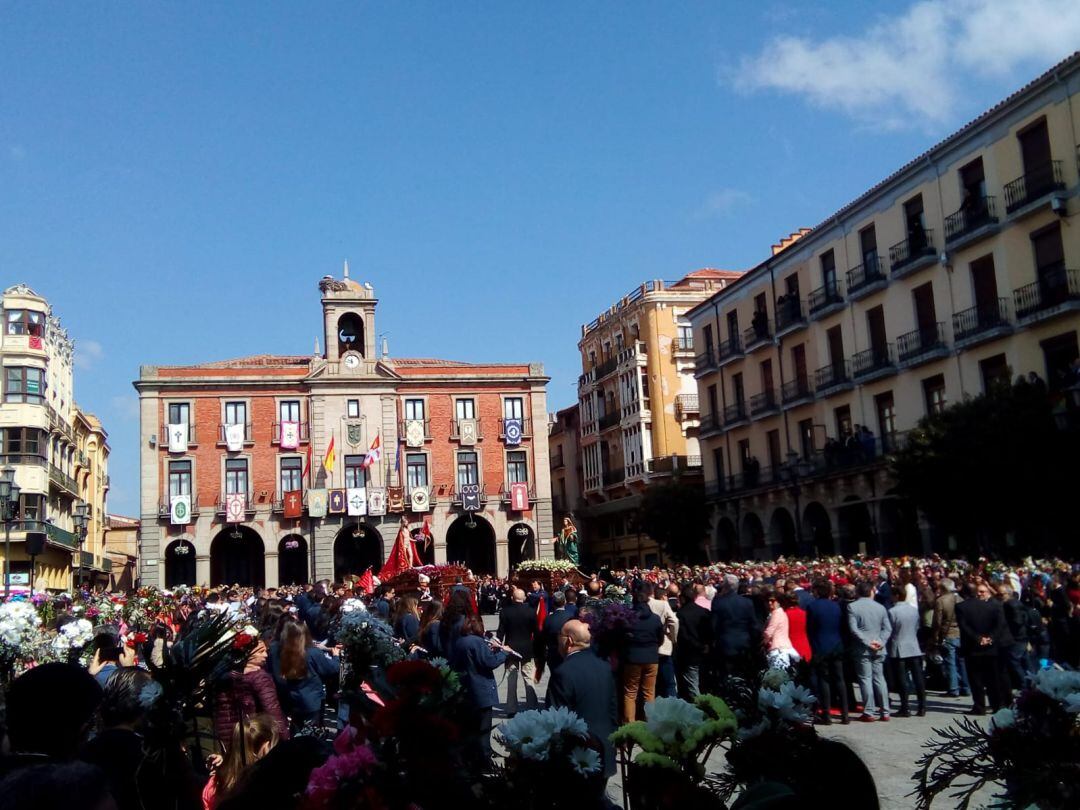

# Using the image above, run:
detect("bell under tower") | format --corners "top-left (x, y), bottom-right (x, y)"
top-left (318, 262), bottom-right (378, 373)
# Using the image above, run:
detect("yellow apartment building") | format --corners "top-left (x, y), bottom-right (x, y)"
top-left (576, 269), bottom-right (742, 567)
top-left (1, 284), bottom-right (111, 591)
top-left (688, 53), bottom-right (1080, 561)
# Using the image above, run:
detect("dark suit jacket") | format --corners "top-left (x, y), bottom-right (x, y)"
top-left (547, 648), bottom-right (618, 776)
top-left (710, 593), bottom-right (762, 657)
top-left (795, 589), bottom-right (814, 610)
top-left (675, 602), bottom-right (713, 665)
top-left (541, 608), bottom-right (575, 670)
top-left (956, 598), bottom-right (1009, 657)
top-left (624, 605), bottom-right (663, 665)
top-left (497, 602), bottom-right (537, 659)
top-left (450, 634), bottom-right (507, 709)
top-left (805, 597), bottom-right (844, 656)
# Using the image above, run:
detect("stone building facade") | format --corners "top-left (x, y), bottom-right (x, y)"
top-left (135, 272), bottom-right (553, 588)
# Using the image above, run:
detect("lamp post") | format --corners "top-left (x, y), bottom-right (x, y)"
top-left (1, 467), bottom-right (22, 600)
top-left (73, 502), bottom-right (89, 592)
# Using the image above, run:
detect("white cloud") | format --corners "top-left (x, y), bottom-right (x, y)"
top-left (696, 188), bottom-right (753, 219)
top-left (110, 395), bottom-right (140, 421)
top-left (75, 339), bottom-right (104, 370)
top-left (731, 0), bottom-right (1080, 128)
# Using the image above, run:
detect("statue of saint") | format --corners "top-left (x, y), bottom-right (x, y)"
top-left (558, 517), bottom-right (580, 567)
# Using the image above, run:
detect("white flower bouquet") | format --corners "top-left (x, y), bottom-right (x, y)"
top-left (51, 618), bottom-right (95, 656)
top-left (495, 706), bottom-right (604, 804)
top-left (0, 600), bottom-right (44, 677)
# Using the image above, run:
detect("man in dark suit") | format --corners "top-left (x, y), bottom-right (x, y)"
top-left (710, 574), bottom-right (762, 685)
top-left (547, 619), bottom-right (618, 780)
top-left (957, 582), bottom-right (1011, 714)
top-left (676, 585), bottom-right (712, 699)
top-left (497, 588), bottom-right (539, 714)
top-left (539, 591), bottom-right (575, 675)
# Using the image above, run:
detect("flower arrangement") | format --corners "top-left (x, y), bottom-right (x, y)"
top-left (912, 668), bottom-right (1080, 810)
top-left (0, 600), bottom-right (43, 677)
top-left (335, 612), bottom-right (405, 684)
top-left (51, 618), bottom-right (95, 656)
top-left (303, 725), bottom-right (382, 810)
top-left (514, 559), bottom-right (580, 574)
top-left (581, 598), bottom-right (637, 656)
top-left (610, 695), bottom-right (736, 810)
top-left (340, 598), bottom-right (368, 614)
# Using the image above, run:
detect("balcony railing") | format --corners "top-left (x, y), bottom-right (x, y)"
top-left (48, 464), bottom-right (78, 495)
top-left (1013, 266), bottom-right (1080, 319)
top-left (647, 455), bottom-right (703, 474)
top-left (699, 412), bottom-right (722, 433)
top-left (808, 280), bottom-right (845, 314)
top-left (450, 485), bottom-right (490, 506)
top-left (160, 423), bottom-right (198, 446)
top-left (846, 255), bottom-right (887, 295)
top-left (852, 344), bottom-right (896, 378)
top-left (675, 393), bottom-right (699, 415)
top-left (694, 348), bottom-right (716, 371)
top-left (774, 298), bottom-right (806, 333)
top-left (718, 336), bottom-right (743, 361)
top-left (743, 318), bottom-right (772, 348)
top-left (45, 522), bottom-right (79, 550)
top-left (498, 418), bottom-right (533, 439)
top-left (399, 419), bottom-right (433, 442)
top-left (888, 230), bottom-right (936, 273)
top-left (597, 411), bottom-right (620, 432)
top-left (1003, 160), bottom-right (1064, 213)
top-left (724, 400), bottom-right (748, 424)
top-left (749, 389), bottom-right (779, 416)
top-left (815, 360), bottom-right (852, 391)
top-left (550, 449), bottom-right (565, 469)
top-left (602, 468), bottom-right (626, 487)
top-left (450, 418), bottom-right (485, 441)
top-left (157, 498), bottom-right (202, 518)
top-left (944, 196), bottom-right (999, 242)
top-left (271, 421), bottom-right (310, 444)
top-left (952, 298), bottom-right (1011, 342)
top-left (593, 356), bottom-right (620, 380)
top-left (217, 422), bottom-right (253, 444)
top-left (897, 323), bottom-right (947, 362)
top-left (781, 377), bottom-right (814, 403)
top-left (215, 493), bottom-right (255, 514)
top-left (672, 336), bottom-right (694, 353)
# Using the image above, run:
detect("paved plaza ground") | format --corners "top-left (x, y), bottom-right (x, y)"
top-left (482, 615), bottom-right (998, 809)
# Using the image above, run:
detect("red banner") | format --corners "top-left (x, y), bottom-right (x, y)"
top-left (283, 489), bottom-right (303, 519)
top-left (510, 482), bottom-right (530, 512)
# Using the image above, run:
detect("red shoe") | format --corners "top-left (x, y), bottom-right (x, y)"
top-left (858, 714), bottom-right (876, 723)
top-left (879, 714), bottom-right (890, 722)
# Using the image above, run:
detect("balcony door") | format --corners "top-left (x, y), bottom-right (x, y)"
top-left (760, 359), bottom-right (774, 398)
top-left (904, 196), bottom-right (927, 252)
top-left (792, 343), bottom-right (808, 387)
top-left (726, 311), bottom-right (739, 343)
top-left (1032, 223), bottom-right (1066, 304)
top-left (827, 325), bottom-right (844, 372)
top-left (960, 157), bottom-right (986, 203)
top-left (1019, 118), bottom-right (1052, 179)
top-left (875, 392), bottom-right (896, 451)
top-left (732, 373), bottom-right (745, 407)
top-left (859, 225), bottom-right (878, 268)
top-left (867, 306), bottom-right (888, 358)
top-left (971, 255), bottom-right (999, 314)
top-left (821, 250), bottom-right (837, 292)
top-left (912, 283), bottom-right (937, 337)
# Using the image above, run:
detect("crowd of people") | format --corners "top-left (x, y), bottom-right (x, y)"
top-left (0, 553), bottom-right (1076, 809)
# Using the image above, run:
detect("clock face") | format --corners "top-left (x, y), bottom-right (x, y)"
top-left (343, 353), bottom-right (360, 369)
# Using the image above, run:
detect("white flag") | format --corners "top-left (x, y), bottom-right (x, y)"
top-left (225, 423), bottom-right (245, 452)
top-left (167, 424), bottom-right (188, 454)
top-left (280, 421), bottom-right (299, 450)
top-left (170, 494), bottom-right (191, 525)
top-left (346, 487), bottom-right (367, 516)
top-left (225, 492), bottom-right (246, 523)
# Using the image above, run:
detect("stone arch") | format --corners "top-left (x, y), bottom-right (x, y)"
top-left (740, 512), bottom-right (765, 555)
top-left (837, 497), bottom-right (875, 558)
top-left (278, 534), bottom-right (308, 586)
top-left (507, 522), bottom-right (536, 570)
top-left (803, 502), bottom-right (834, 556)
top-left (714, 517), bottom-right (738, 561)
top-left (446, 513), bottom-right (497, 575)
top-left (337, 312), bottom-right (365, 357)
top-left (879, 491), bottom-right (921, 557)
top-left (210, 526), bottom-right (265, 587)
top-left (768, 507), bottom-right (798, 558)
top-left (334, 523), bottom-right (384, 581)
top-left (164, 538), bottom-right (196, 587)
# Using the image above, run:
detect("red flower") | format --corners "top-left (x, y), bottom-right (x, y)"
top-left (386, 660), bottom-right (441, 693)
top-left (232, 632), bottom-right (255, 650)
top-left (126, 631), bottom-right (148, 648)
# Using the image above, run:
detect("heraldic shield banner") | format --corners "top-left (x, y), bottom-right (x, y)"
top-left (170, 494), bottom-right (191, 525)
top-left (347, 487), bottom-right (367, 516)
top-left (504, 418), bottom-right (523, 446)
top-left (225, 492), bottom-right (246, 523)
top-left (280, 421), bottom-right (300, 450)
top-left (367, 487), bottom-right (387, 516)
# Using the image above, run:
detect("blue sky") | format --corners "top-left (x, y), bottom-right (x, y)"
top-left (2, 1), bottom-right (1077, 515)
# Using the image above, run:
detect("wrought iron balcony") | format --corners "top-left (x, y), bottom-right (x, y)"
top-left (814, 360), bottom-right (853, 392)
top-left (597, 411), bottom-right (620, 432)
top-left (157, 498), bottom-right (202, 518)
top-left (724, 400), bottom-right (748, 425)
top-left (694, 348), bottom-right (716, 372)
top-left (944, 196), bottom-right (999, 243)
top-left (160, 423), bottom-right (198, 447)
top-left (215, 493), bottom-right (256, 514)
top-left (749, 389), bottom-right (779, 416)
top-left (217, 422), bottom-right (253, 445)
top-left (593, 356), bottom-right (620, 380)
top-left (846, 255), bottom-right (887, 296)
top-left (896, 323), bottom-right (948, 364)
top-left (450, 484), bottom-right (490, 506)
top-left (672, 336), bottom-right (694, 354)
top-left (774, 298), bottom-right (807, 334)
top-left (675, 393), bottom-right (699, 417)
top-left (717, 336), bottom-right (744, 363)
top-left (1013, 265), bottom-right (1080, 320)
top-left (648, 455), bottom-right (703, 475)
top-left (743, 318), bottom-right (773, 350)
top-left (888, 230), bottom-right (936, 277)
top-left (1003, 161), bottom-right (1064, 213)
top-left (852, 344), bottom-right (897, 379)
top-left (498, 418), bottom-right (534, 439)
top-left (48, 464), bottom-right (78, 496)
top-left (550, 450), bottom-right (565, 469)
top-left (699, 412), bottom-right (722, 434)
top-left (450, 418), bottom-right (485, 441)
top-left (399, 419), bottom-right (433, 442)
top-left (781, 377), bottom-right (814, 404)
top-left (808, 280), bottom-right (845, 317)
top-left (45, 523), bottom-right (79, 550)
top-left (271, 422), bottom-right (310, 445)
top-left (952, 298), bottom-right (1011, 346)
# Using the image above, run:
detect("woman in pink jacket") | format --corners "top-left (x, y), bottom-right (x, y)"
top-left (762, 588), bottom-right (800, 669)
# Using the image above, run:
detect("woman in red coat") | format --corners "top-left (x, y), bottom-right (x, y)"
top-left (213, 636), bottom-right (289, 746)
top-left (784, 592), bottom-right (813, 664)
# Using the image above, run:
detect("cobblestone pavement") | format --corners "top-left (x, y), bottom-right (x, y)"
top-left (482, 614), bottom-right (999, 809)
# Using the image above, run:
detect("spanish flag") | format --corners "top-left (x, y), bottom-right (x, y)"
top-left (323, 434), bottom-right (336, 476)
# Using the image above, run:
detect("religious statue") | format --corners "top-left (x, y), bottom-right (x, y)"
top-left (558, 517), bottom-right (580, 567)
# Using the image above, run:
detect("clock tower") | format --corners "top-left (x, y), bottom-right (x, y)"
top-left (318, 263), bottom-right (378, 375)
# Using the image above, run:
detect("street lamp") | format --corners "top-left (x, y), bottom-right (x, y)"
top-left (783, 450), bottom-right (813, 557)
top-left (1, 467), bottom-right (21, 600)
top-left (73, 502), bottom-right (89, 591)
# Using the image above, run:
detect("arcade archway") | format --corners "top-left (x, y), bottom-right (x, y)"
top-left (446, 513), bottom-right (496, 575)
top-left (838, 498), bottom-right (875, 557)
top-left (741, 512), bottom-right (765, 555)
top-left (210, 527), bottom-right (265, 587)
top-left (164, 538), bottom-right (196, 587)
top-left (508, 522), bottom-right (535, 569)
top-left (714, 517), bottom-right (738, 561)
top-left (768, 508), bottom-right (798, 558)
top-left (334, 523), bottom-right (384, 581)
top-left (278, 535), bottom-right (309, 586)
top-left (804, 502), bottom-right (834, 556)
